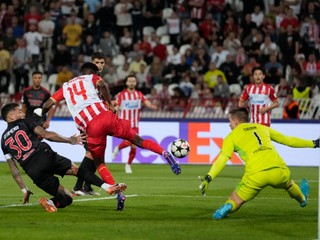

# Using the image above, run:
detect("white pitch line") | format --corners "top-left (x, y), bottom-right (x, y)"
top-left (0, 194), bottom-right (139, 209)
top-left (0, 193), bottom-right (316, 209)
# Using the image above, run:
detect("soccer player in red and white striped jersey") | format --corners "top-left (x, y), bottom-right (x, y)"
top-left (239, 66), bottom-right (279, 127)
top-left (112, 75), bottom-right (157, 173)
top-left (42, 63), bottom-right (181, 185)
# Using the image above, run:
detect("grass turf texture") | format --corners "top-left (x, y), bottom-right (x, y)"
top-left (0, 162), bottom-right (317, 240)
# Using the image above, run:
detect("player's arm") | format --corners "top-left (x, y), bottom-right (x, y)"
top-left (21, 103), bottom-right (27, 114)
top-left (7, 158), bottom-right (33, 204)
top-left (144, 99), bottom-right (158, 110)
top-left (238, 90), bottom-right (248, 107)
top-left (33, 125), bottom-right (85, 145)
top-left (96, 79), bottom-right (115, 112)
top-left (199, 136), bottom-right (234, 196)
top-left (269, 127), bottom-right (317, 148)
top-left (41, 97), bottom-right (56, 116)
top-left (43, 104), bottom-right (56, 129)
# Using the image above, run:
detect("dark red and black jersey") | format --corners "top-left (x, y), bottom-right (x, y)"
top-left (1, 114), bottom-right (50, 166)
top-left (21, 86), bottom-right (51, 119)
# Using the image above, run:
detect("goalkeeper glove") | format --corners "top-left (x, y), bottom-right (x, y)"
top-left (198, 175), bottom-right (212, 196)
top-left (313, 138), bottom-right (319, 148)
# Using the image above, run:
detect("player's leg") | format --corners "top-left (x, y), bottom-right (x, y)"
top-left (270, 167), bottom-right (309, 207)
top-left (112, 140), bottom-right (131, 160)
top-left (111, 117), bottom-right (181, 174)
top-left (126, 145), bottom-right (136, 173)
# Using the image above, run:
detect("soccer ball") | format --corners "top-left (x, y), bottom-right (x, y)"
top-left (170, 139), bottom-right (190, 158)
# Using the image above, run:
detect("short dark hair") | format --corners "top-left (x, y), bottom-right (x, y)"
top-left (80, 62), bottom-right (99, 74)
top-left (1, 103), bottom-right (19, 121)
top-left (252, 66), bottom-right (265, 75)
top-left (229, 107), bottom-right (249, 123)
top-left (125, 74), bottom-right (137, 82)
top-left (91, 52), bottom-right (106, 61)
top-left (32, 71), bottom-right (42, 76)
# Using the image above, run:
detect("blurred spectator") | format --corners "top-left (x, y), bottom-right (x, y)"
top-left (246, 31), bottom-right (263, 60)
top-left (278, 24), bottom-right (300, 74)
top-left (23, 23), bottom-right (42, 70)
top-left (301, 1), bottom-right (320, 23)
top-left (207, 0), bottom-right (224, 26)
top-left (147, 87), bottom-right (162, 107)
top-left (158, 82), bottom-right (170, 108)
top-left (38, 11), bottom-right (55, 71)
top-left (2, 27), bottom-right (16, 53)
top-left (60, 0), bottom-right (76, 16)
top-left (23, 5), bottom-right (42, 31)
top-left (144, 0), bottom-right (163, 29)
top-left (223, 31), bottom-right (241, 56)
top-left (51, 44), bottom-right (72, 74)
top-left (194, 46), bottom-right (210, 71)
top-left (264, 54), bottom-right (283, 85)
top-left (136, 63), bottom-right (151, 91)
top-left (299, 17), bottom-right (319, 57)
top-left (283, 0), bottom-right (301, 19)
top-left (222, 15), bottom-right (239, 38)
top-left (204, 62), bottom-right (227, 88)
top-left (85, 0), bottom-right (101, 14)
top-left (261, 15), bottom-right (277, 40)
top-left (234, 47), bottom-right (247, 69)
top-left (210, 43), bottom-right (229, 68)
top-left (65, 8), bottom-right (83, 25)
top-left (80, 34), bottom-right (98, 61)
top-left (179, 71), bottom-right (194, 97)
top-left (103, 65), bottom-right (120, 89)
top-left (131, 0), bottom-right (144, 42)
top-left (114, 0), bottom-right (133, 41)
top-left (180, 17), bottom-right (198, 44)
top-left (302, 53), bottom-right (320, 86)
top-left (292, 77), bottom-right (312, 113)
top-left (172, 54), bottom-right (191, 83)
top-left (0, 40), bottom-right (11, 94)
top-left (168, 86), bottom-right (187, 111)
top-left (213, 74), bottom-right (230, 98)
top-left (138, 35), bottom-right (153, 63)
top-left (220, 54), bottom-right (240, 84)
top-left (279, 7), bottom-right (299, 32)
top-left (188, 0), bottom-right (206, 25)
top-left (82, 13), bottom-right (99, 42)
top-left (99, 31), bottom-right (118, 57)
top-left (259, 34), bottom-right (278, 64)
top-left (96, 0), bottom-right (116, 33)
top-left (241, 56), bottom-right (260, 86)
top-left (282, 91), bottom-right (300, 119)
top-left (166, 11), bottom-right (181, 46)
top-left (11, 16), bottom-right (24, 38)
top-left (152, 36), bottom-right (167, 62)
top-left (119, 27), bottom-right (133, 54)
top-left (55, 65), bottom-right (74, 91)
top-left (239, 13), bottom-right (257, 41)
top-left (198, 13), bottom-right (219, 45)
top-left (117, 62), bottom-right (131, 81)
top-left (251, 5), bottom-right (264, 27)
top-left (129, 52), bottom-right (147, 74)
top-left (1, 4), bottom-right (15, 31)
top-left (12, 38), bottom-right (32, 94)
top-left (166, 45), bottom-right (181, 66)
top-left (148, 55), bottom-right (164, 84)
top-left (62, 10), bottom-right (83, 57)
top-left (275, 77), bottom-right (292, 98)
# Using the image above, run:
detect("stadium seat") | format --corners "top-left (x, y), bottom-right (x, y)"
top-left (153, 83), bottom-right (163, 93)
top-left (162, 8), bottom-right (173, 19)
top-left (112, 54), bottom-right (126, 66)
top-left (229, 83), bottom-right (242, 97)
top-left (166, 44), bottom-right (174, 56)
top-left (179, 44), bottom-right (191, 55)
top-left (143, 26), bottom-right (155, 36)
top-left (47, 73), bottom-right (58, 94)
top-left (160, 35), bottom-right (170, 45)
top-left (156, 25), bottom-right (168, 36)
top-left (168, 83), bottom-right (178, 96)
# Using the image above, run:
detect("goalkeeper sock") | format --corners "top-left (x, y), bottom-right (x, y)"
top-left (225, 199), bottom-right (238, 213)
top-left (142, 139), bottom-right (164, 155)
top-left (97, 164), bottom-right (116, 185)
top-left (128, 147), bottom-right (136, 165)
top-left (287, 182), bottom-right (305, 204)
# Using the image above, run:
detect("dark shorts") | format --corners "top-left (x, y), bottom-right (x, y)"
top-left (23, 146), bottom-right (72, 196)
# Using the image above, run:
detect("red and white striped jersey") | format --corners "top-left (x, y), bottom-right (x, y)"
top-left (240, 83), bottom-right (278, 126)
top-left (116, 89), bottom-right (146, 128)
top-left (51, 74), bottom-right (109, 131)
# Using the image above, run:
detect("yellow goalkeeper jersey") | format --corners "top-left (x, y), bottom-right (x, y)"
top-left (208, 123), bottom-right (314, 179)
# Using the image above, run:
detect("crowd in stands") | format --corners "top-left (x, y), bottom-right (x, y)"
top-left (0, 0), bottom-right (319, 118)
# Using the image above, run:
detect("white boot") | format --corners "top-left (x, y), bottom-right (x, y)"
top-left (125, 163), bottom-right (132, 173)
top-left (111, 146), bottom-right (119, 160)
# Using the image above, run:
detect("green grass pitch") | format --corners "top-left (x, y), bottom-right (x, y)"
top-left (0, 163), bottom-right (317, 240)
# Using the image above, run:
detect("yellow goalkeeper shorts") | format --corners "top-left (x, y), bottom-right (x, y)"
top-left (236, 167), bottom-right (291, 202)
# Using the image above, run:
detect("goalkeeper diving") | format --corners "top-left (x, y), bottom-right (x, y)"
top-left (199, 107), bottom-right (319, 219)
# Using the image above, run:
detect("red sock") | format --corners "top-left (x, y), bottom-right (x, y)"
top-left (119, 140), bottom-right (131, 150)
top-left (128, 147), bottom-right (136, 165)
top-left (142, 139), bottom-right (164, 155)
top-left (97, 164), bottom-right (116, 185)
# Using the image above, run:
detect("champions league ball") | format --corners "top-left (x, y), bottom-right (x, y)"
top-left (170, 139), bottom-right (190, 158)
